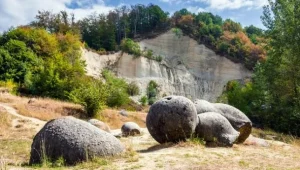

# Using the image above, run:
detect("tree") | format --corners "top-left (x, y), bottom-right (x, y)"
top-left (222, 19), bottom-right (243, 33)
top-left (0, 40), bottom-right (39, 83)
top-left (244, 0), bottom-right (300, 134)
top-left (31, 10), bottom-right (80, 34)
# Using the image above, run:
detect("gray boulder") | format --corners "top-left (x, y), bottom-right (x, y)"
top-left (88, 119), bottom-right (111, 133)
top-left (146, 96), bottom-right (198, 144)
top-left (29, 117), bottom-right (124, 165)
top-left (213, 103), bottom-right (252, 143)
top-left (119, 110), bottom-right (128, 117)
top-left (194, 99), bottom-right (219, 114)
top-left (121, 122), bottom-right (141, 137)
top-left (195, 112), bottom-right (240, 146)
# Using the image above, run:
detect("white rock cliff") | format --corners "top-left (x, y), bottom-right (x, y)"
top-left (82, 30), bottom-right (252, 102)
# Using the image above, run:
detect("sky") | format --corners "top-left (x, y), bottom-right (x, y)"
top-left (0, 0), bottom-right (268, 33)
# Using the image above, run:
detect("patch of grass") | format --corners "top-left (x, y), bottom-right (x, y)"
top-left (176, 136), bottom-right (205, 147)
top-left (123, 143), bottom-right (139, 163)
top-left (238, 160), bottom-right (249, 168)
top-left (252, 128), bottom-right (300, 146)
top-left (73, 157), bottom-right (113, 170)
top-left (0, 139), bottom-right (31, 166)
top-left (0, 110), bottom-right (11, 130)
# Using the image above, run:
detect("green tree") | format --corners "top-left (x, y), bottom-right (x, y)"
top-left (238, 0), bottom-right (300, 135)
top-left (0, 40), bottom-right (39, 83)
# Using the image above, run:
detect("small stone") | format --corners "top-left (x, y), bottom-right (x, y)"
top-left (121, 122), bottom-right (141, 137)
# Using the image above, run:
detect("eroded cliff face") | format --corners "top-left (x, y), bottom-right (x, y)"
top-left (82, 30), bottom-right (252, 102)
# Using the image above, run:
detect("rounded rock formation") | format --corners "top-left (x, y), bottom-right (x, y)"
top-left (121, 122), bottom-right (141, 137)
top-left (88, 119), bottom-right (111, 133)
top-left (194, 99), bottom-right (219, 114)
top-left (213, 103), bottom-right (252, 143)
top-left (146, 95), bottom-right (198, 144)
top-left (195, 112), bottom-right (240, 146)
top-left (29, 117), bottom-right (124, 165)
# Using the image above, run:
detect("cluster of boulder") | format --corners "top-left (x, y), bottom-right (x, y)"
top-left (146, 96), bottom-right (252, 146)
top-left (29, 95), bottom-right (249, 165)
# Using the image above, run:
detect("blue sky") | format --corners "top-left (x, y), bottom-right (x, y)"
top-left (0, 0), bottom-right (268, 32)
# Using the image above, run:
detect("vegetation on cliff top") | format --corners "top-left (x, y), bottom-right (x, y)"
top-left (28, 4), bottom-right (264, 69)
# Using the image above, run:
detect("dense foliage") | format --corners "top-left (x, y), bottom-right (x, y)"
top-left (30, 5), bottom-right (265, 68)
top-left (0, 27), bottom-right (137, 117)
top-left (221, 0), bottom-right (300, 136)
top-left (172, 9), bottom-right (266, 69)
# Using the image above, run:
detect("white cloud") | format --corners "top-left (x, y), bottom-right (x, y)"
top-left (196, 0), bottom-right (268, 10)
top-left (0, 0), bottom-right (115, 32)
top-left (160, 0), bottom-right (268, 10)
top-left (186, 6), bottom-right (207, 13)
top-left (159, 0), bottom-right (183, 4)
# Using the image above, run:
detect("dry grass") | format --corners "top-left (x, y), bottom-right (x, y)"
top-left (252, 128), bottom-right (300, 147)
top-left (0, 109), bottom-right (12, 138)
top-left (0, 94), bottom-right (85, 121)
top-left (0, 110), bottom-right (32, 167)
top-left (98, 109), bottom-right (147, 129)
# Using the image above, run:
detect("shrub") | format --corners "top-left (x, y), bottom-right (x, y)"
top-left (139, 96), bottom-right (148, 106)
top-left (127, 82), bottom-right (140, 96)
top-left (69, 79), bottom-right (108, 117)
top-left (102, 70), bottom-right (130, 107)
top-left (155, 55), bottom-right (163, 62)
top-left (148, 97), bottom-right (156, 105)
top-left (172, 28), bottom-right (183, 38)
top-left (120, 38), bottom-right (141, 57)
top-left (144, 49), bottom-right (154, 59)
top-left (0, 80), bottom-right (18, 94)
top-left (147, 80), bottom-right (159, 105)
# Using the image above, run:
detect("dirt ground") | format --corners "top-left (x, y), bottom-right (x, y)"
top-left (1, 94), bottom-right (300, 170)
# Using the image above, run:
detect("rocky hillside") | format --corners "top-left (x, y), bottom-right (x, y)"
top-left (83, 30), bottom-right (251, 102)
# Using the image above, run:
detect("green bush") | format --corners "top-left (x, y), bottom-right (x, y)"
top-left (172, 28), bottom-right (183, 38)
top-left (144, 49), bottom-right (154, 59)
top-left (69, 79), bottom-right (108, 117)
top-left (155, 55), bottom-right (163, 62)
top-left (102, 70), bottom-right (130, 107)
top-left (120, 38), bottom-right (141, 57)
top-left (147, 80), bottom-right (159, 105)
top-left (127, 82), bottom-right (140, 96)
top-left (139, 96), bottom-right (148, 106)
top-left (148, 97), bottom-right (156, 105)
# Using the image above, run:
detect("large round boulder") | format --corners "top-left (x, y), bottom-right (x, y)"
top-left (213, 103), bottom-right (252, 143)
top-left (29, 117), bottom-right (124, 165)
top-left (88, 119), bottom-right (111, 133)
top-left (121, 122), bottom-right (141, 137)
top-left (194, 99), bottom-right (219, 114)
top-left (146, 96), bottom-right (198, 144)
top-left (195, 112), bottom-right (240, 146)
